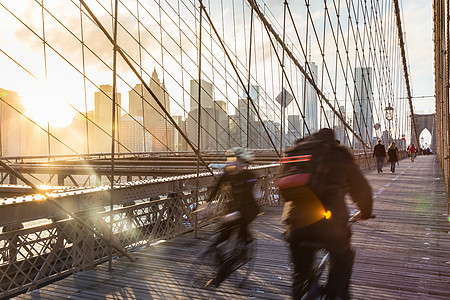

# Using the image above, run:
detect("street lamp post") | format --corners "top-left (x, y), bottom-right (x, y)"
top-left (385, 103), bottom-right (394, 144)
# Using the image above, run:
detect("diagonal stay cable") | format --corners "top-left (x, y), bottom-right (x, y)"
top-left (247, 0), bottom-right (370, 151)
top-left (0, 48), bottom-right (39, 81)
top-left (0, 45), bottom-right (134, 155)
top-left (78, 0), bottom-right (217, 177)
top-left (393, 0), bottom-right (418, 145)
top-left (116, 0), bottom-right (264, 150)
top-left (198, 0), bottom-right (280, 157)
top-left (0, 1), bottom-right (170, 155)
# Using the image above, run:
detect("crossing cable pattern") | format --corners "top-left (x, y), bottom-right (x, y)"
top-left (0, 0), bottom-right (412, 166)
top-left (0, 0), bottom-right (415, 221)
top-left (0, 1), bottom-right (419, 296)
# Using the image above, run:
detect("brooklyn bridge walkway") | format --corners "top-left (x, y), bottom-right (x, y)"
top-left (15, 156), bottom-right (449, 300)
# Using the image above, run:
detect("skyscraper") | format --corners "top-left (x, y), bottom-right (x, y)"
top-left (335, 105), bottom-right (347, 144)
top-left (93, 85), bottom-right (121, 153)
top-left (187, 79), bottom-right (228, 150)
top-left (243, 85), bottom-right (260, 122)
top-left (303, 62), bottom-right (318, 135)
top-left (128, 69), bottom-right (172, 151)
top-left (172, 116), bottom-right (187, 151)
top-left (231, 85), bottom-right (263, 149)
top-left (287, 114), bottom-right (301, 146)
top-left (120, 115), bottom-right (152, 152)
top-left (353, 67), bottom-right (373, 150)
top-left (0, 88), bottom-right (28, 156)
top-left (190, 79), bottom-right (214, 111)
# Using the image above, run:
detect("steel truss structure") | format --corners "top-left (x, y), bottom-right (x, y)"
top-left (433, 0), bottom-right (450, 213)
top-left (0, 0), bottom-right (421, 296)
top-left (0, 152), bottom-right (402, 298)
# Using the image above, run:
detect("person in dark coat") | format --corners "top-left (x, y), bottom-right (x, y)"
top-left (373, 139), bottom-right (386, 173)
top-left (283, 128), bottom-right (373, 300)
top-left (387, 142), bottom-right (399, 173)
top-left (205, 147), bottom-right (260, 286)
top-left (207, 147), bottom-right (259, 246)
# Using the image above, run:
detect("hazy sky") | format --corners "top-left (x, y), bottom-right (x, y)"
top-left (400, 0), bottom-right (434, 114)
top-left (0, 0), bottom-right (435, 128)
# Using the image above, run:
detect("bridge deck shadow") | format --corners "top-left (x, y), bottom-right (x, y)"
top-left (15, 156), bottom-right (449, 300)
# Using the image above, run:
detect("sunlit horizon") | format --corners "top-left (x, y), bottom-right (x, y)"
top-left (20, 80), bottom-right (76, 128)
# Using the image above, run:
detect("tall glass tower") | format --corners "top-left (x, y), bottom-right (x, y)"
top-left (303, 62), bottom-right (318, 135)
top-left (353, 67), bottom-right (373, 150)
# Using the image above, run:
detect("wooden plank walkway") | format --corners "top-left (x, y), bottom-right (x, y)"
top-left (15, 156), bottom-right (449, 300)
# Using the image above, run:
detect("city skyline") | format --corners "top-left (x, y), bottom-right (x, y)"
top-left (1, 70), bottom-right (387, 156)
top-left (0, 1), bottom-right (428, 131)
top-left (0, 1), bottom-right (430, 155)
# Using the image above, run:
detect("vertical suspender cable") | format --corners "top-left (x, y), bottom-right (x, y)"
top-left (195, 0), bottom-right (203, 237)
top-left (280, 1), bottom-right (287, 153)
top-left (109, 0), bottom-right (119, 272)
top-left (247, 7), bottom-right (254, 149)
top-left (79, 5), bottom-right (90, 155)
top-left (207, 2), bottom-right (218, 151)
top-left (41, 0), bottom-right (50, 161)
top-left (158, 0), bottom-right (170, 152)
top-left (303, 1), bottom-right (310, 137)
top-left (137, 1), bottom-right (146, 152)
top-left (220, 0), bottom-right (231, 149)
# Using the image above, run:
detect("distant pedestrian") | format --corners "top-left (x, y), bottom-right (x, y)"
top-left (373, 139), bottom-right (386, 173)
top-left (409, 143), bottom-right (417, 162)
top-left (387, 142), bottom-right (399, 173)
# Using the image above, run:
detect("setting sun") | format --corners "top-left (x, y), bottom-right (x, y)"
top-left (21, 80), bottom-right (75, 128)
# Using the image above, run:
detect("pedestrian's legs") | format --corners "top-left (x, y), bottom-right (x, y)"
top-left (376, 156), bottom-right (384, 172)
top-left (392, 161), bottom-right (396, 173)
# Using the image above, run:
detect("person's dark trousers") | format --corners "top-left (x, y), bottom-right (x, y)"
top-left (376, 156), bottom-right (384, 172)
top-left (390, 161), bottom-right (396, 173)
top-left (286, 219), bottom-right (354, 300)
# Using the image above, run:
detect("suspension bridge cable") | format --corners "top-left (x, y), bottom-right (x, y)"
top-left (78, 0), bottom-right (218, 177)
top-left (248, 0), bottom-right (368, 149)
top-left (199, 1), bottom-right (281, 156)
top-left (3, 0), bottom-right (172, 154)
top-left (79, 3), bottom-right (90, 154)
top-left (393, 0), bottom-right (419, 145)
top-left (111, 0), bottom-right (267, 150)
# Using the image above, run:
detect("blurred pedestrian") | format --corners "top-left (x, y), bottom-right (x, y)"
top-left (373, 139), bottom-right (386, 173)
top-left (409, 143), bottom-right (417, 162)
top-left (387, 142), bottom-right (399, 173)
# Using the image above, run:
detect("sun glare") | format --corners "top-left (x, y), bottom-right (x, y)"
top-left (21, 81), bottom-right (75, 128)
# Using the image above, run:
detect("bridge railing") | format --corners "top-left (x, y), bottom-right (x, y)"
top-left (0, 152), bottom-right (405, 298)
top-left (0, 164), bottom-right (279, 298)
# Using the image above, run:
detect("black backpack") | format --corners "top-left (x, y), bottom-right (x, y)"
top-left (277, 128), bottom-right (336, 200)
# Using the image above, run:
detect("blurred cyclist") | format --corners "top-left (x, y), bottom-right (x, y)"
top-left (281, 128), bottom-right (373, 299)
top-left (207, 147), bottom-right (260, 249)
